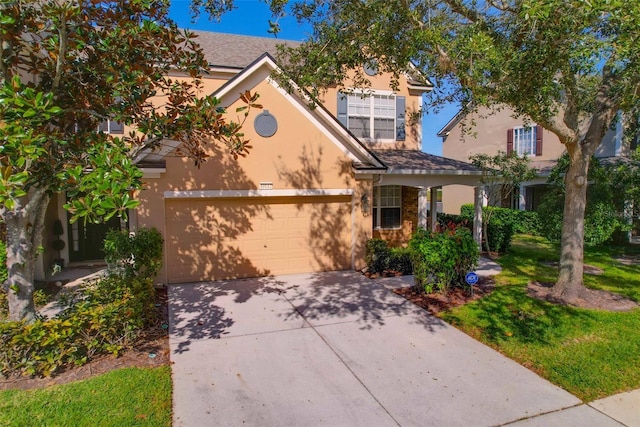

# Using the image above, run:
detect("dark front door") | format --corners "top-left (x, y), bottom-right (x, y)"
top-left (68, 215), bottom-right (123, 262)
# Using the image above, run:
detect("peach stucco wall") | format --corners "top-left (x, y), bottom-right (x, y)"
top-left (137, 78), bottom-right (373, 283)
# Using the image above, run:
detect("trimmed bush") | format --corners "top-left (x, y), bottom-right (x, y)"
top-left (365, 239), bottom-right (391, 274)
top-left (365, 239), bottom-right (413, 275)
top-left (437, 213), bottom-right (471, 229)
top-left (388, 247), bottom-right (413, 275)
top-left (460, 204), bottom-right (541, 236)
top-left (409, 225), bottom-right (479, 294)
top-left (455, 206), bottom-right (519, 253)
top-left (485, 218), bottom-right (514, 253)
top-left (104, 227), bottom-right (163, 279)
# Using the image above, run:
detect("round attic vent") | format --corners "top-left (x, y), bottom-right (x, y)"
top-left (254, 110), bottom-right (278, 138)
top-left (363, 59), bottom-right (378, 76)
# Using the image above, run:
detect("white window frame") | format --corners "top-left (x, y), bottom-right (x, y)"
top-left (98, 119), bottom-right (124, 135)
top-left (346, 90), bottom-right (396, 142)
top-left (373, 185), bottom-right (402, 230)
top-left (513, 126), bottom-right (536, 157)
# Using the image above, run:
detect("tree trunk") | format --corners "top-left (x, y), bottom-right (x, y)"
top-left (551, 148), bottom-right (590, 302)
top-left (2, 188), bottom-right (51, 323)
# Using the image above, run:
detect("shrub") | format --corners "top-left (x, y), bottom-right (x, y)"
top-left (104, 227), bottom-right (163, 279)
top-left (485, 218), bottom-right (514, 253)
top-left (456, 205), bottom-right (517, 252)
top-left (365, 239), bottom-right (413, 275)
top-left (0, 275), bottom-right (156, 378)
top-left (460, 204), bottom-right (541, 236)
top-left (388, 247), bottom-right (413, 275)
top-left (365, 239), bottom-right (391, 274)
top-left (437, 213), bottom-right (471, 229)
top-left (409, 225), bottom-right (479, 294)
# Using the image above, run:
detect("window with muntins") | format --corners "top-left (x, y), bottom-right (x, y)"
top-left (514, 126), bottom-right (536, 156)
top-left (373, 186), bottom-right (402, 229)
top-left (508, 125), bottom-right (542, 156)
top-left (347, 93), bottom-right (396, 140)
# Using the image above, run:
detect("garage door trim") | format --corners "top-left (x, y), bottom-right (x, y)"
top-left (164, 188), bottom-right (354, 199)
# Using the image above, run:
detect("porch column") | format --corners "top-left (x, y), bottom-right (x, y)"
top-left (518, 184), bottom-right (526, 210)
top-left (473, 186), bottom-right (484, 248)
top-left (430, 186), bottom-right (439, 231)
top-left (624, 200), bottom-right (633, 243)
top-left (418, 187), bottom-right (428, 229)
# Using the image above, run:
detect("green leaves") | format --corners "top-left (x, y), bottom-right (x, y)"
top-left (0, 77), bottom-right (62, 210)
top-left (62, 136), bottom-right (143, 224)
top-left (0, 1), bottom-right (260, 224)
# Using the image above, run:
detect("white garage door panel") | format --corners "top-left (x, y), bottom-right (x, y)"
top-left (165, 196), bottom-right (352, 283)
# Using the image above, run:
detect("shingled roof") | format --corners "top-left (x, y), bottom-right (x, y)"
top-left (190, 30), bottom-right (299, 68)
top-left (373, 149), bottom-right (481, 174)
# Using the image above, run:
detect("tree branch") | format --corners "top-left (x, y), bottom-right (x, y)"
top-left (582, 65), bottom-right (619, 154)
top-left (51, 7), bottom-right (68, 93)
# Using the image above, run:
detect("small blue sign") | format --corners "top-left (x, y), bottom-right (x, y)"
top-left (465, 272), bottom-right (479, 285)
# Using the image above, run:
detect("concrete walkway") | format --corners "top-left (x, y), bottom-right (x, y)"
top-left (168, 264), bottom-right (636, 427)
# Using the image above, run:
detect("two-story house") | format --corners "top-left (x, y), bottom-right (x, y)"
top-left (38, 31), bottom-right (484, 284)
top-left (437, 105), bottom-right (631, 214)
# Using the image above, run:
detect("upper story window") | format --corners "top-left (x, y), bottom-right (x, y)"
top-left (98, 119), bottom-right (124, 134)
top-left (508, 125), bottom-right (543, 157)
top-left (373, 185), bottom-right (402, 229)
top-left (338, 91), bottom-right (406, 142)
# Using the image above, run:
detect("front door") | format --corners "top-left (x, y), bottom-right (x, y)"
top-left (68, 215), bottom-right (123, 262)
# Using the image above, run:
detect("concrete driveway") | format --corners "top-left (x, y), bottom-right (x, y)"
top-left (168, 271), bottom-right (615, 426)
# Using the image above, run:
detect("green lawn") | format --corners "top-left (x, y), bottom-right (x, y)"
top-left (442, 235), bottom-right (640, 401)
top-left (0, 366), bottom-right (172, 427)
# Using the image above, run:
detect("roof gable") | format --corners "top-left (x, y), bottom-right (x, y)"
top-left (213, 53), bottom-right (386, 169)
top-left (138, 53), bottom-right (386, 170)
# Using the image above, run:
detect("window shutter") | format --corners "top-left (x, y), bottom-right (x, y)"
top-left (507, 128), bottom-right (514, 154)
top-left (396, 96), bottom-right (406, 141)
top-left (535, 125), bottom-right (543, 156)
top-left (98, 120), bottom-right (109, 132)
top-left (337, 93), bottom-right (348, 128)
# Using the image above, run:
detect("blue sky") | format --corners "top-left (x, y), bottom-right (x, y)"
top-left (169, 0), bottom-right (457, 155)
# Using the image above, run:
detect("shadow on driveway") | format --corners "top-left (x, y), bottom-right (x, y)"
top-left (168, 271), bottom-right (445, 354)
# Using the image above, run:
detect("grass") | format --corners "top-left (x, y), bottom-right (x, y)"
top-left (442, 235), bottom-right (640, 402)
top-left (0, 366), bottom-right (172, 427)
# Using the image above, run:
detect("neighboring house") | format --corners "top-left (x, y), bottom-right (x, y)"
top-left (37, 31), bottom-right (484, 284)
top-left (437, 105), bottom-right (630, 214)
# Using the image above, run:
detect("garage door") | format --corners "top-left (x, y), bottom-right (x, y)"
top-left (165, 196), bottom-right (353, 283)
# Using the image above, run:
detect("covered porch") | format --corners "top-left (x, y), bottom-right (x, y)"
top-left (369, 150), bottom-right (485, 246)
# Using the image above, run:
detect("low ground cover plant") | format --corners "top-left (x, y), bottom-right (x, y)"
top-left (0, 227), bottom-right (163, 378)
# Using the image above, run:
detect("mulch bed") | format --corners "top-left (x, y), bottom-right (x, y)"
top-left (393, 277), bottom-right (496, 315)
top-left (527, 281), bottom-right (639, 312)
top-left (0, 288), bottom-right (171, 391)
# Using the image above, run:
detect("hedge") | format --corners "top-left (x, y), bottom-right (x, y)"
top-left (460, 204), bottom-right (541, 236)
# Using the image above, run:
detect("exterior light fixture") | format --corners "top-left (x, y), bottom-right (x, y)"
top-left (361, 193), bottom-right (370, 215)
